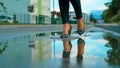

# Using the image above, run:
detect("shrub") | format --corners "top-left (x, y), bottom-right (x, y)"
top-left (110, 10), bottom-right (120, 23)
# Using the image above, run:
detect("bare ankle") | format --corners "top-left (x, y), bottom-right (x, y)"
top-left (77, 18), bottom-right (84, 29)
top-left (63, 23), bottom-right (71, 34)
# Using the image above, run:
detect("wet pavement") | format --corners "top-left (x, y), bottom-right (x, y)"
top-left (0, 26), bottom-right (120, 68)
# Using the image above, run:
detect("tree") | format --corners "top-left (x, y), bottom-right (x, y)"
top-left (0, 1), bottom-right (7, 12)
top-left (90, 14), bottom-right (97, 24)
top-left (102, 0), bottom-right (120, 23)
top-left (102, 9), bottom-right (112, 23)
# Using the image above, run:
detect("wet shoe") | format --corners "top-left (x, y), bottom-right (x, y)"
top-left (75, 28), bottom-right (85, 35)
top-left (76, 55), bottom-right (83, 62)
top-left (62, 51), bottom-right (70, 58)
top-left (77, 38), bottom-right (85, 45)
top-left (62, 51), bottom-right (70, 64)
top-left (60, 34), bottom-right (69, 38)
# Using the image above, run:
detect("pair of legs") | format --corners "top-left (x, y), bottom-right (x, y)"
top-left (59, 0), bottom-right (84, 35)
top-left (62, 38), bottom-right (85, 62)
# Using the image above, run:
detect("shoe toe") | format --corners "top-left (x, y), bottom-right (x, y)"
top-left (76, 29), bottom-right (85, 35)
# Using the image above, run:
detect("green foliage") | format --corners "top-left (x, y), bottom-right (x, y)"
top-left (90, 14), bottom-right (97, 24)
top-left (102, 0), bottom-right (120, 23)
top-left (110, 0), bottom-right (120, 15)
top-left (110, 10), bottom-right (120, 23)
top-left (0, 1), bottom-right (7, 12)
top-left (102, 9), bottom-right (112, 23)
top-left (104, 35), bottom-right (120, 64)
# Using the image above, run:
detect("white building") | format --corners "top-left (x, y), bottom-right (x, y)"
top-left (30, 33), bottom-right (51, 61)
top-left (0, 0), bottom-right (51, 24)
top-left (82, 12), bottom-right (90, 23)
top-left (69, 11), bottom-right (90, 23)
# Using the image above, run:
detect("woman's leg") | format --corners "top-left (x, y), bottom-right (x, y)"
top-left (62, 39), bottom-right (72, 59)
top-left (77, 38), bottom-right (85, 62)
top-left (70, 0), bottom-right (84, 30)
top-left (59, 0), bottom-right (71, 36)
top-left (77, 18), bottom-right (84, 30)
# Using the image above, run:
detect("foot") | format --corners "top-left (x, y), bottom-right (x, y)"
top-left (77, 38), bottom-right (85, 54)
top-left (61, 23), bottom-right (72, 38)
top-left (77, 18), bottom-right (85, 35)
top-left (60, 34), bottom-right (69, 38)
top-left (63, 39), bottom-right (72, 51)
top-left (76, 28), bottom-right (85, 35)
top-left (63, 23), bottom-right (71, 35)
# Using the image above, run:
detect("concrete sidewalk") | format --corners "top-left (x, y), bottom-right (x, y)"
top-left (1, 24), bottom-right (120, 34)
top-left (95, 24), bottom-right (120, 40)
top-left (0, 25), bottom-right (62, 33)
top-left (0, 24), bottom-right (77, 33)
top-left (95, 24), bottom-right (120, 33)
top-left (0, 24), bottom-right (92, 33)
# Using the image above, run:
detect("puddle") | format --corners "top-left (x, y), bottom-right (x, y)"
top-left (0, 28), bottom-right (120, 68)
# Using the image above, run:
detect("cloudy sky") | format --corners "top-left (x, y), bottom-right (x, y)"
top-left (50, 0), bottom-right (111, 13)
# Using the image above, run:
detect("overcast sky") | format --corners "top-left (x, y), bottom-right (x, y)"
top-left (50, 0), bottom-right (111, 13)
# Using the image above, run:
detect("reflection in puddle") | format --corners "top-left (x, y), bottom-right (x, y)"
top-left (0, 30), bottom-right (120, 68)
top-left (28, 32), bottom-right (51, 62)
top-left (0, 41), bottom-right (8, 55)
top-left (61, 38), bottom-right (85, 65)
top-left (104, 34), bottom-right (120, 65)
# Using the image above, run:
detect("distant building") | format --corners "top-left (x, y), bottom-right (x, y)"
top-left (30, 33), bottom-right (51, 61)
top-left (51, 11), bottom-right (90, 24)
top-left (0, 0), bottom-right (51, 24)
top-left (69, 11), bottom-right (90, 23)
